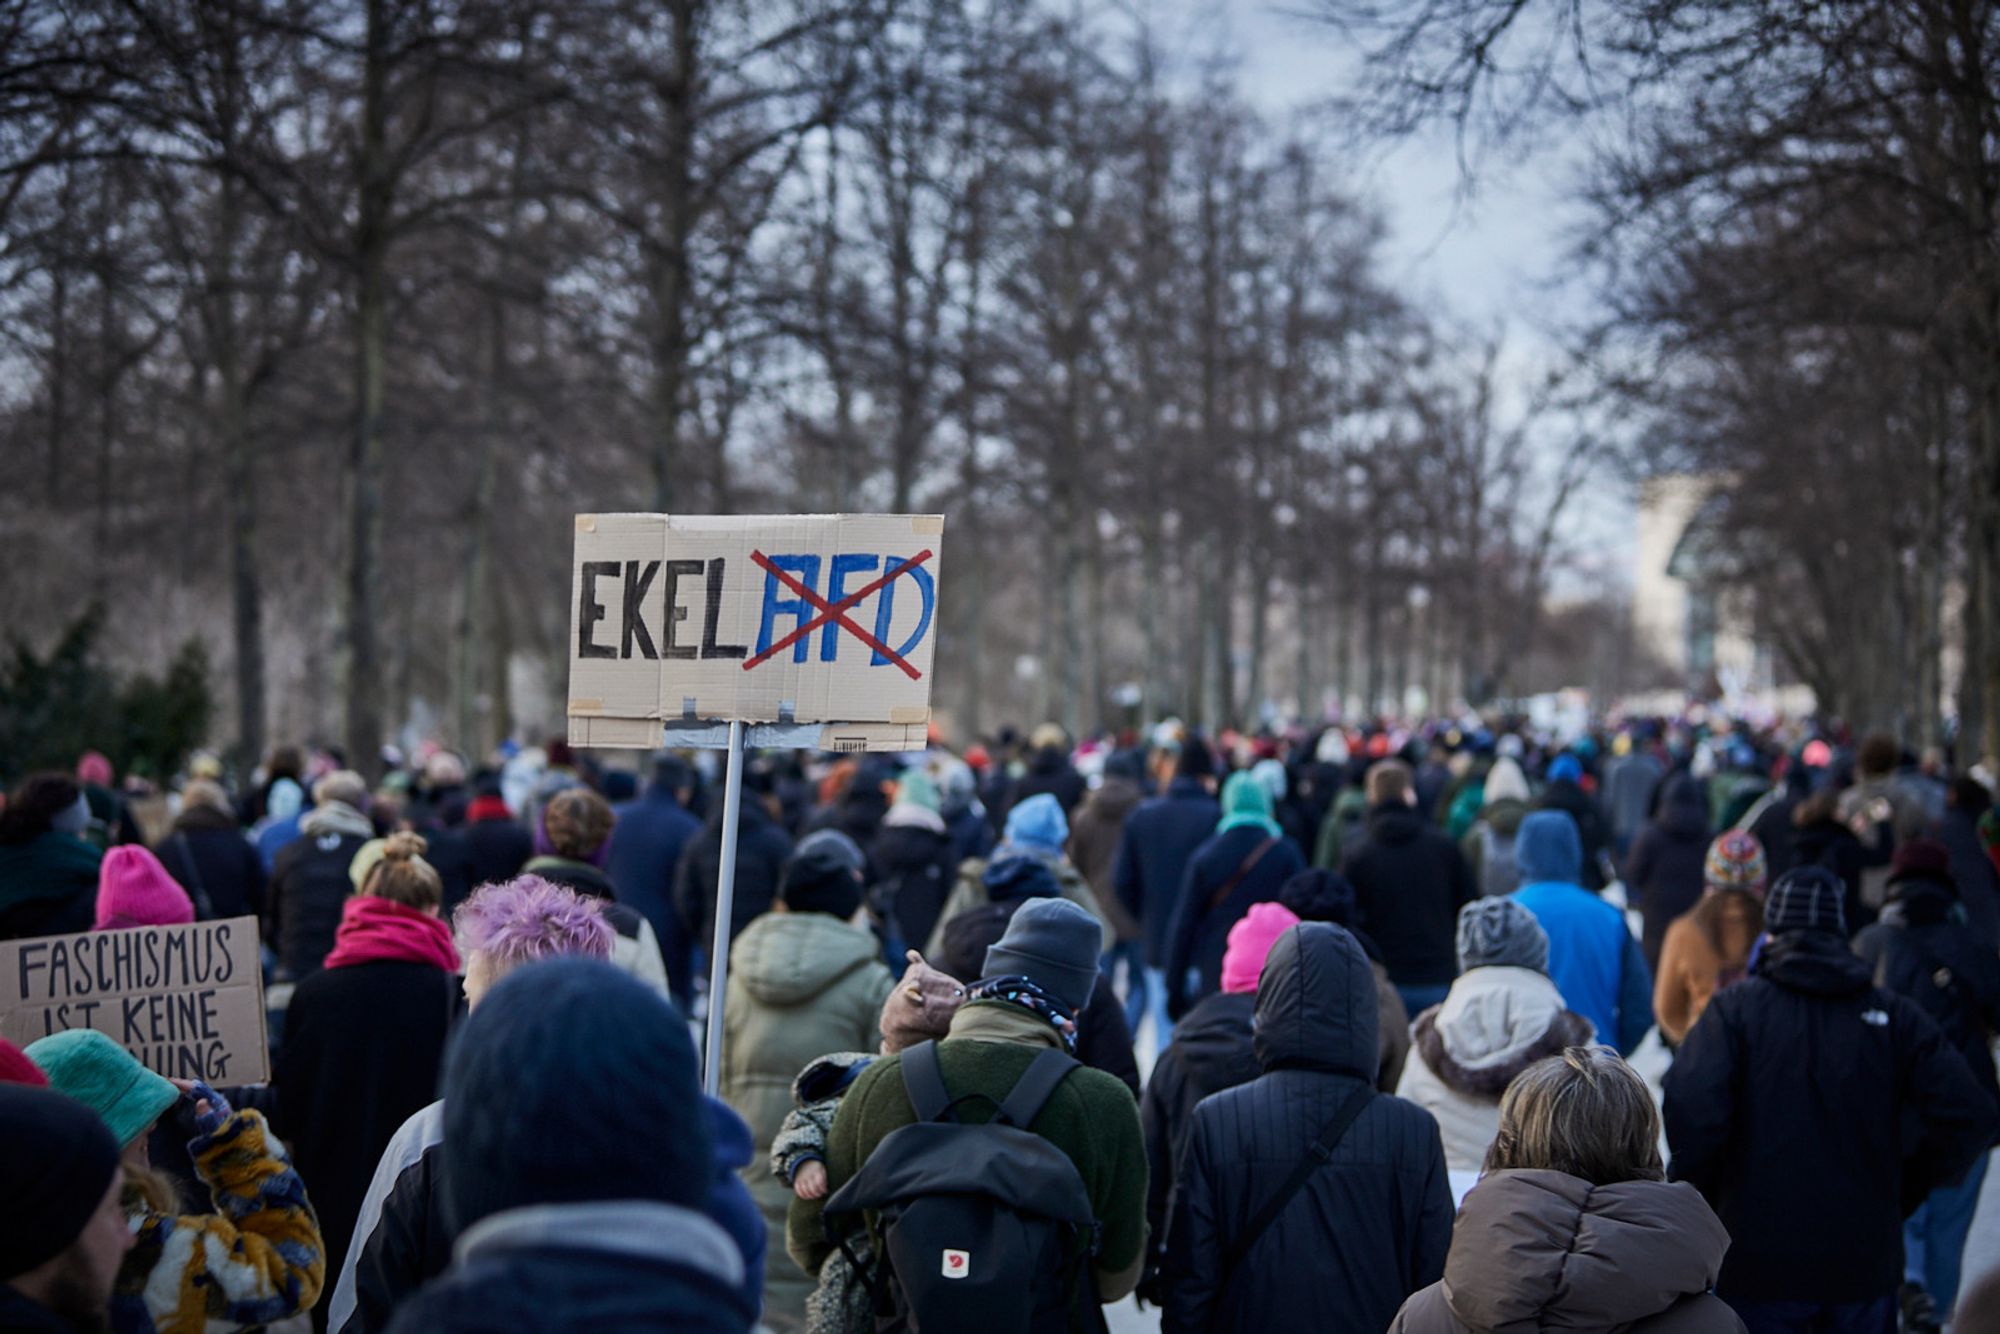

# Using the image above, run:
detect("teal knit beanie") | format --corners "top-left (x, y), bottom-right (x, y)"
top-left (27, 1029), bottom-right (180, 1148)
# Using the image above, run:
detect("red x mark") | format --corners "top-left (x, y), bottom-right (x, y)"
top-left (742, 549), bottom-right (934, 680)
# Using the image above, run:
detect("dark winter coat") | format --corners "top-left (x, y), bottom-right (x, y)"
top-left (384, 1201), bottom-right (754, 1334)
top-left (934, 896), bottom-right (1141, 1097)
top-left (461, 813), bottom-right (532, 893)
top-left (156, 805), bottom-right (266, 921)
top-left (1789, 817), bottom-right (1876, 934)
top-left (943, 804), bottom-right (997, 867)
top-left (1391, 1171), bottom-right (1741, 1334)
top-left (0, 831), bottom-right (99, 941)
top-left (1068, 775), bottom-right (1145, 942)
top-left (1342, 805), bottom-right (1477, 989)
top-left (1164, 827), bottom-right (1307, 1018)
top-left (1853, 872), bottom-right (2000, 1134)
top-left (1663, 930), bottom-right (1997, 1304)
top-left (277, 959), bottom-right (459, 1312)
top-left (1942, 807), bottom-right (2000, 948)
top-left (1535, 779), bottom-right (1610, 890)
top-left (607, 786), bottom-right (703, 1002)
top-left (1624, 777), bottom-right (1712, 974)
top-left (1004, 747), bottom-right (1088, 820)
top-left (1161, 923), bottom-right (1453, 1333)
top-left (676, 801), bottom-right (794, 951)
top-left (267, 830), bottom-right (371, 978)
top-left (1747, 790), bottom-right (1801, 879)
top-left (1114, 778), bottom-right (1223, 967)
top-left (867, 815), bottom-right (961, 953)
top-left (1604, 751), bottom-right (1666, 847)
top-left (1140, 990), bottom-right (1259, 1267)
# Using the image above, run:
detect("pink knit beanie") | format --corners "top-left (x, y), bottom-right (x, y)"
top-left (94, 846), bottom-right (195, 931)
top-left (1221, 902), bottom-right (1302, 995)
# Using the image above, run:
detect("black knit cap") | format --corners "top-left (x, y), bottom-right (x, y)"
top-left (0, 1085), bottom-right (121, 1279)
top-left (1764, 866), bottom-right (1848, 937)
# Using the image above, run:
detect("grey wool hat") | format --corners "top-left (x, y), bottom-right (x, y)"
top-left (983, 898), bottom-right (1101, 1012)
top-left (1456, 897), bottom-right (1550, 974)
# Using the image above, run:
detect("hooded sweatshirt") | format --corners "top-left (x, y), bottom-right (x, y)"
top-left (720, 909), bottom-right (894, 1329)
top-left (1391, 1170), bottom-right (1739, 1333)
top-left (1394, 967), bottom-right (1595, 1172)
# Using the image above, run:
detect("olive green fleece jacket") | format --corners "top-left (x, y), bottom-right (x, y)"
top-left (788, 1001), bottom-right (1149, 1316)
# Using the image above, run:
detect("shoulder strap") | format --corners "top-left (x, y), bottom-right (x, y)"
top-left (995, 1047), bottom-right (1079, 1129)
top-left (900, 1040), bottom-right (953, 1123)
top-left (172, 834), bottom-right (216, 919)
top-left (1223, 1083), bottom-right (1373, 1273)
top-left (1207, 837), bottom-right (1278, 914)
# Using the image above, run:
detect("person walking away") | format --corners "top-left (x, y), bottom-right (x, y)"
top-left (867, 768), bottom-right (961, 959)
top-left (29, 1030), bottom-right (324, 1333)
top-left (1536, 754), bottom-right (1612, 890)
top-left (384, 959), bottom-right (755, 1333)
top-left (1790, 786), bottom-right (1877, 935)
top-left (1161, 772), bottom-right (1307, 1020)
top-left (459, 773), bottom-right (531, 893)
top-left (1067, 750), bottom-right (1146, 991)
top-left (525, 787), bottom-right (672, 993)
top-left (267, 771), bottom-right (374, 980)
top-left (92, 844), bottom-right (196, 931)
top-left (1391, 1047), bottom-right (1740, 1334)
top-left (924, 793), bottom-right (1106, 958)
top-left (0, 774), bottom-right (101, 941)
top-left (277, 832), bottom-right (459, 1325)
top-left (1511, 809), bottom-right (1653, 1055)
top-left (1162, 922), bottom-right (1452, 1332)
top-left (1663, 866), bottom-right (1997, 1333)
top-left (1002, 723), bottom-right (1088, 820)
top-left (1625, 775), bottom-right (1714, 973)
top-left (155, 778), bottom-right (265, 921)
top-left (937, 760), bottom-right (997, 866)
top-left (0, 1084), bottom-right (137, 1334)
top-left (1459, 757), bottom-right (1530, 898)
top-left (1603, 731), bottom-right (1665, 859)
top-left (721, 841), bottom-right (895, 1331)
top-left (1852, 840), bottom-right (2000, 1329)
top-left (1278, 869), bottom-right (1411, 1089)
top-left (1747, 757), bottom-right (1812, 881)
top-left (606, 752), bottom-right (703, 1007)
top-left (1343, 759), bottom-right (1477, 1015)
top-left (1941, 777), bottom-right (2000, 948)
top-left (1654, 831), bottom-right (1766, 1045)
top-left (1140, 901), bottom-right (1298, 1296)
top-left (329, 876), bottom-right (765, 1331)
top-left (1113, 739), bottom-right (1221, 1044)
top-left (677, 765), bottom-right (796, 957)
top-left (1395, 900), bottom-right (1594, 1185)
top-left (253, 777), bottom-right (306, 874)
top-left (792, 898), bottom-right (1146, 1330)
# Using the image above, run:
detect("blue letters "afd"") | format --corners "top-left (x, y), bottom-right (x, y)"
top-left (753, 553), bottom-right (936, 666)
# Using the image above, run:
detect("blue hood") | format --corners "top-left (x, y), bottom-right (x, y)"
top-left (1517, 809), bottom-right (1582, 884)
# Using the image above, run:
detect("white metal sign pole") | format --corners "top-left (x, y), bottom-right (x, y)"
top-left (702, 718), bottom-right (747, 1095)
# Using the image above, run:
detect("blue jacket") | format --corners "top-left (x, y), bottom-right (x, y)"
top-left (1510, 811), bottom-right (1653, 1054)
top-left (608, 785), bottom-right (703, 1003)
top-left (1114, 778), bottom-right (1223, 965)
top-left (385, 1200), bottom-right (753, 1334)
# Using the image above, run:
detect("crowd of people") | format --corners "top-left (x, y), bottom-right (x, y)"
top-left (3, 715), bottom-right (2000, 1333)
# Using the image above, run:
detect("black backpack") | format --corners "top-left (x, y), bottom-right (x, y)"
top-left (823, 1040), bottom-right (1099, 1333)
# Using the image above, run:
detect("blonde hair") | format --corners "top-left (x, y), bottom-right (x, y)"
top-left (361, 831), bottom-right (443, 912)
top-left (180, 778), bottom-right (233, 815)
top-left (1483, 1046), bottom-right (1664, 1186)
top-left (1365, 759), bottom-right (1413, 806)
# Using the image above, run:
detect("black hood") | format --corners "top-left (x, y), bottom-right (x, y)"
top-left (1171, 991), bottom-right (1260, 1090)
top-left (1365, 804), bottom-right (1425, 846)
top-left (1253, 922), bottom-right (1378, 1078)
top-left (1756, 930), bottom-right (1873, 996)
top-left (1657, 776), bottom-right (1709, 840)
top-left (1883, 873), bottom-right (1958, 928)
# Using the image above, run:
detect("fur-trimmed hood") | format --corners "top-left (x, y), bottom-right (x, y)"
top-left (1412, 967), bottom-right (1595, 1099)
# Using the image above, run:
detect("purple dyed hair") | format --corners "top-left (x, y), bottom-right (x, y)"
top-left (452, 874), bottom-right (615, 969)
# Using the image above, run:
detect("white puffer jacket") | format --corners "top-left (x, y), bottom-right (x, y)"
top-left (1395, 966), bottom-right (1595, 1171)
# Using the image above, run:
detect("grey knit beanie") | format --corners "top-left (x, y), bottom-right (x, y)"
top-left (983, 898), bottom-right (1101, 1012)
top-left (1457, 898), bottom-right (1550, 973)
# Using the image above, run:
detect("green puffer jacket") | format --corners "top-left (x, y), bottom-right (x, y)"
top-left (789, 1001), bottom-right (1149, 1328)
top-left (722, 910), bottom-right (895, 1332)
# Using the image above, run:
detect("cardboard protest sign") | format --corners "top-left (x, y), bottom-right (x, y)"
top-left (0, 917), bottom-right (268, 1083)
top-left (567, 513), bottom-right (943, 751)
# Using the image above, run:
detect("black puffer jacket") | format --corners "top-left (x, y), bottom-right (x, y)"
top-left (867, 817), bottom-right (960, 952)
top-left (267, 828), bottom-right (371, 979)
top-left (1164, 827), bottom-right (1306, 1018)
top-left (1141, 990), bottom-right (1259, 1273)
top-left (1623, 777), bottom-right (1711, 973)
top-left (1342, 806), bottom-right (1476, 989)
top-left (1162, 923), bottom-right (1452, 1333)
top-left (1853, 871), bottom-right (2000, 1135)
top-left (156, 805), bottom-right (267, 920)
top-left (1663, 929), bottom-right (1997, 1304)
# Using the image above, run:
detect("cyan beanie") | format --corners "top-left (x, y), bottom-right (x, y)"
top-left (27, 1029), bottom-right (180, 1149)
top-left (1457, 898), bottom-right (1550, 973)
top-left (1003, 793), bottom-right (1068, 854)
top-left (441, 957), bottom-right (711, 1234)
top-left (0, 1085), bottom-right (121, 1279)
top-left (983, 897), bottom-right (1100, 1012)
top-left (1516, 809), bottom-right (1583, 884)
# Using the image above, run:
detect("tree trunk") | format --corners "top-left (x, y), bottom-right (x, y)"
top-left (217, 172), bottom-right (265, 769)
top-left (649, 0), bottom-right (700, 512)
top-left (455, 296), bottom-right (505, 755)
